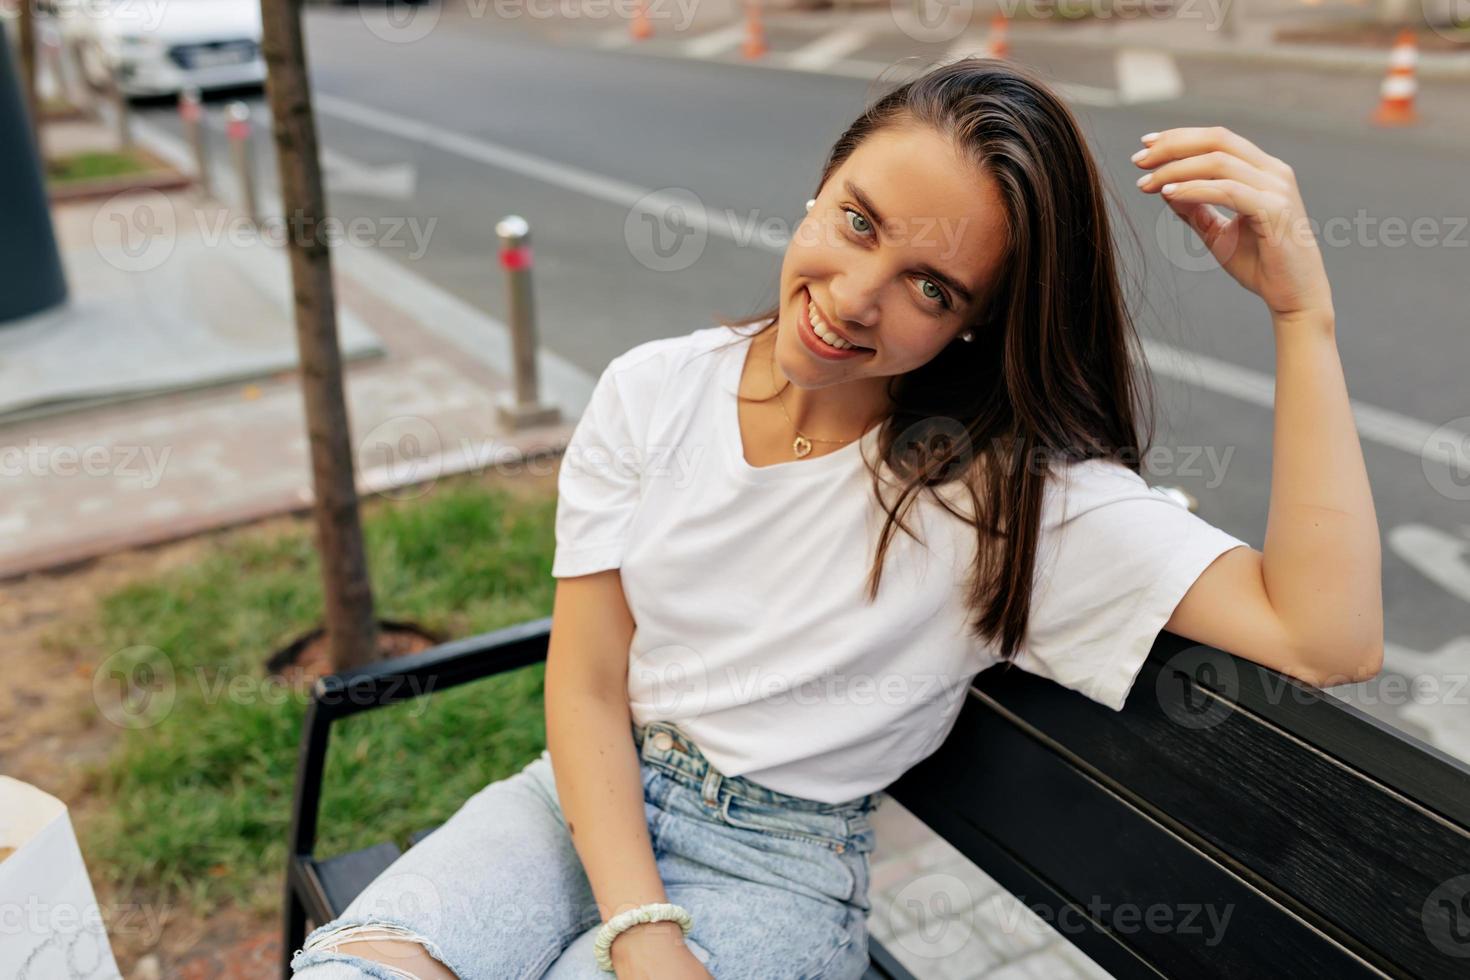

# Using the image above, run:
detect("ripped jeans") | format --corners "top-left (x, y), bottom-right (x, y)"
top-left (290, 719), bottom-right (886, 979)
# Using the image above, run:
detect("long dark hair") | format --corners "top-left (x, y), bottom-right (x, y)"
top-left (709, 57), bottom-right (1157, 664)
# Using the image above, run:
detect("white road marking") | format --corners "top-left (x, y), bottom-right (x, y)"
top-left (1388, 524), bottom-right (1470, 604)
top-left (784, 25), bottom-right (872, 72)
top-left (320, 148), bottom-right (417, 201)
top-left (682, 22), bottom-right (747, 58)
top-left (1115, 48), bottom-right (1184, 105)
top-left (1138, 338), bottom-right (1469, 473)
top-left (596, 27), bottom-right (635, 49)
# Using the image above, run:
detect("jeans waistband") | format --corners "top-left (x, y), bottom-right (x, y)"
top-left (631, 719), bottom-right (886, 817)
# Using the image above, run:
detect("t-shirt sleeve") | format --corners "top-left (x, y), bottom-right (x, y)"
top-left (551, 356), bottom-right (647, 579)
top-left (1011, 459), bottom-right (1252, 711)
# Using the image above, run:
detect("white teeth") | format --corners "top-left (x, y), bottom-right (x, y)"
top-left (808, 300), bottom-right (856, 350)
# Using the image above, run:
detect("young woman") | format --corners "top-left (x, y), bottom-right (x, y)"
top-left (291, 58), bottom-right (1382, 980)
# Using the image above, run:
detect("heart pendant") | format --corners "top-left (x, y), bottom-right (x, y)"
top-left (793, 435), bottom-right (812, 458)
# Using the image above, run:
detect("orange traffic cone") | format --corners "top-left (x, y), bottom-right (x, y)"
top-left (742, 2), bottom-right (767, 60)
top-left (1371, 28), bottom-right (1419, 126)
top-left (985, 14), bottom-right (1009, 60)
top-left (630, 0), bottom-right (653, 40)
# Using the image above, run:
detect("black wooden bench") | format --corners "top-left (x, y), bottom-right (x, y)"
top-left (284, 617), bottom-right (1470, 978)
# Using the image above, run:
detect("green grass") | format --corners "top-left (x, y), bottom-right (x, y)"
top-left (66, 477), bottom-right (560, 916)
top-left (46, 149), bottom-right (158, 184)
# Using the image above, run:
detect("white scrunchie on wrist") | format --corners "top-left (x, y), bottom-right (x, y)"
top-left (593, 901), bottom-right (694, 972)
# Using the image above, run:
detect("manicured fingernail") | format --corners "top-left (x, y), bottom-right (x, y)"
top-left (1135, 174), bottom-right (1149, 187)
top-left (1130, 148), bottom-right (1148, 163)
top-left (1141, 132), bottom-right (1160, 144)
top-left (1161, 183), bottom-right (1178, 194)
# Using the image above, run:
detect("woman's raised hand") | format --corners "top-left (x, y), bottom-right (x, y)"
top-left (1133, 126), bottom-right (1334, 326)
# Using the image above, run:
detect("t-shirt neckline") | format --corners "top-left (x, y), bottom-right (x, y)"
top-left (721, 328), bottom-right (880, 484)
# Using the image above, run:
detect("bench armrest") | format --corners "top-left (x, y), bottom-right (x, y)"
top-left (288, 616), bottom-right (553, 858)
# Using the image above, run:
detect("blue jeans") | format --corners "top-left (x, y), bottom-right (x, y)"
top-left (290, 719), bottom-right (886, 979)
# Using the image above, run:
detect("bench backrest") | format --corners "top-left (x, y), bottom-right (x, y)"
top-left (891, 631), bottom-right (1470, 979)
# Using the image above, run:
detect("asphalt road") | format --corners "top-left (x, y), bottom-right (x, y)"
top-left (127, 5), bottom-right (1470, 759)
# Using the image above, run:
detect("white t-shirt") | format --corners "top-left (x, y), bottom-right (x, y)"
top-left (552, 325), bottom-right (1250, 804)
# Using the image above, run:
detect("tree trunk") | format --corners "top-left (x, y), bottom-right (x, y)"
top-left (258, 0), bottom-right (379, 671)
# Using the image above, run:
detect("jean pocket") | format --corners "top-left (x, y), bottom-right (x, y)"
top-left (719, 794), bottom-right (852, 852)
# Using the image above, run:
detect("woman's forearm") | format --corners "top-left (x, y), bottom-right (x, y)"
top-left (544, 686), bottom-right (684, 963)
top-left (1262, 310), bottom-right (1384, 681)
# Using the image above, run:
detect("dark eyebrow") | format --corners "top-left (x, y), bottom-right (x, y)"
top-left (842, 179), bottom-right (975, 307)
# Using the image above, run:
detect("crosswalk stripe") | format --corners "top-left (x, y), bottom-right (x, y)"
top-left (1116, 48), bottom-right (1184, 105)
top-left (784, 25), bottom-right (873, 71)
top-left (682, 22), bottom-right (748, 58)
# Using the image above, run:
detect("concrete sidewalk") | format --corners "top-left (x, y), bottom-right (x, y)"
top-left (1, 122), bottom-right (581, 581)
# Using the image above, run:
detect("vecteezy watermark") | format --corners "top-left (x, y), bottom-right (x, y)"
top-left (44, 0), bottom-right (170, 31)
top-left (0, 897), bottom-right (173, 947)
top-left (359, 0), bottom-right (444, 44)
top-left (1156, 203), bottom-right (1470, 273)
top-left (890, 0), bottom-right (1232, 44)
top-left (1423, 416), bottom-right (1470, 502)
top-left (623, 187), bottom-right (975, 272)
top-left (91, 190), bottom-right (437, 273)
top-left (625, 187), bottom-right (709, 273)
top-left (91, 646), bottom-right (439, 729)
top-left (988, 892), bottom-right (1235, 946)
top-left (998, 0), bottom-right (1231, 27)
top-left (722, 667), bottom-right (972, 709)
top-left (630, 643), bottom-right (711, 715)
top-left (837, 416), bottom-right (1237, 491)
top-left (358, 0), bottom-right (703, 45)
top-left (1425, 0), bottom-right (1470, 44)
top-left (487, 0), bottom-right (701, 31)
top-left (0, 439), bottom-right (171, 488)
top-left (887, 873), bottom-right (1235, 960)
top-left (1422, 872), bottom-right (1470, 958)
top-left (1155, 646), bottom-right (1240, 731)
top-left (891, 0), bottom-right (977, 44)
top-left (355, 415), bottom-right (711, 501)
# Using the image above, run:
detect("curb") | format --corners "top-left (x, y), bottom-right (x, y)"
top-left (0, 426), bottom-right (574, 584)
top-left (46, 167), bottom-right (193, 203)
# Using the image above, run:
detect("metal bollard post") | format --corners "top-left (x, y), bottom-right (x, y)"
top-left (65, 39), bottom-right (95, 118)
top-left (110, 75), bottom-right (132, 149)
top-left (226, 101), bottom-right (258, 226)
top-left (178, 86), bottom-right (210, 198)
top-left (494, 216), bottom-right (562, 432)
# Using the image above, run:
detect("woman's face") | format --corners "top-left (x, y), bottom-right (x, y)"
top-left (777, 125), bottom-right (1010, 388)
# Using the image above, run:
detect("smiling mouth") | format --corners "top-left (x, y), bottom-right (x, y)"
top-left (803, 287), bottom-right (873, 353)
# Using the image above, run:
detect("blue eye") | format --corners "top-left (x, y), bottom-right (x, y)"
top-left (841, 205), bottom-right (953, 313)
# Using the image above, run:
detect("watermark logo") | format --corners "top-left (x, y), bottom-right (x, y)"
top-left (92, 645), bottom-right (177, 730)
top-left (92, 189), bottom-right (177, 273)
top-left (625, 187), bottom-right (708, 272)
top-left (360, 0), bottom-right (444, 44)
top-left (359, 415), bottom-right (444, 500)
top-left (1422, 873), bottom-right (1470, 958)
top-left (1423, 416), bottom-right (1470, 502)
top-left (892, 0), bottom-right (976, 44)
top-left (1155, 646), bottom-right (1239, 730)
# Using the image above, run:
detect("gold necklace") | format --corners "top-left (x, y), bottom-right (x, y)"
top-left (768, 341), bottom-right (864, 459)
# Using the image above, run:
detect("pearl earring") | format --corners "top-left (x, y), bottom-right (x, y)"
top-left (805, 198), bottom-right (816, 212)
top-left (959, 330), bottom-right (974, 343)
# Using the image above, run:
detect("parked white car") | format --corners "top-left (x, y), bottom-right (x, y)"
top-left (58, 0), bottom-right (266, 97)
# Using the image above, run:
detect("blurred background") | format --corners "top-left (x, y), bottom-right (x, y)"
top-left (1, 0), bottom-right (1467, 975)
